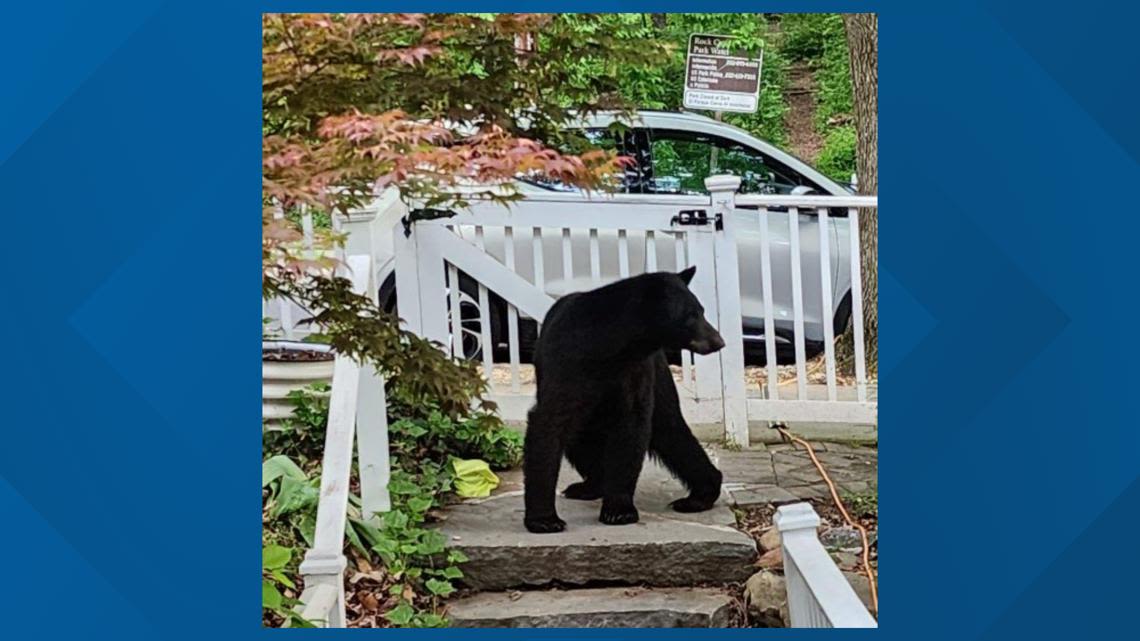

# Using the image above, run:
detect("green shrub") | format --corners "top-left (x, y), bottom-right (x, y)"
top-left (814, 31), bottom-right (853, 131)
top-left (780, 13), bottom-right (840, 61)
top-left (262, 364), bottom-right (523, 627)
top-left (263, 383), bottom-right (331, 463)
top-left (815, 125), bottom-right (856, 184)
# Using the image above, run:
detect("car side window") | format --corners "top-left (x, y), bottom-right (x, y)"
top-left (551, 128), bottom-right (652, 194)
top-left (647, 129), bottom-right (822, 195)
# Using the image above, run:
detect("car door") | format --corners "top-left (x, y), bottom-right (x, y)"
top-left (642, 128), bottom-right (841, 347)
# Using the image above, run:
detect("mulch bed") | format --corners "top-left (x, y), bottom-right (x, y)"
top-left (263, 348), bottom-right (334, 362)
top-left (737, 498), bottom-right (877, 538)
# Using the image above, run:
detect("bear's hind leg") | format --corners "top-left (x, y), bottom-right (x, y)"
top-left (651, 417), bottom-right (723, 512)
top-left (563, 436), bottom-right (605, 500)
top-left (599, 426), bottom-right (649, 524)
top-left (650, 360), bottom-right (723, 513)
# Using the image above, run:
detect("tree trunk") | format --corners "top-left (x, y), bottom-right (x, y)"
top-left (838, 13), bottom-right (878, 377)
top-left (651, 14), bottom-right (668, 30)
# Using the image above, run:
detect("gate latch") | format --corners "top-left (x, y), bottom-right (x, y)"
top-left (671, 209), bottom-right (723, 230)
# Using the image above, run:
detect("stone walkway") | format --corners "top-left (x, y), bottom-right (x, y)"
top-left (440, 441), bottom-right (877, 627)
top-left (480, 441), bottom-right (878, 509)
top-left (718, 442), bottom-right (878, 506)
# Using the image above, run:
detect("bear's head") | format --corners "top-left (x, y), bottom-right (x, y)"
top-left (653, 266), bottom-right (726, 355)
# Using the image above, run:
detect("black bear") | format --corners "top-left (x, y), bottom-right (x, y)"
top-left (523, 266), bottom-right (726, 533)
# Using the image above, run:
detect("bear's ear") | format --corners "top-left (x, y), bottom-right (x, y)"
top-left (678, 265), bottom-right (697, 285)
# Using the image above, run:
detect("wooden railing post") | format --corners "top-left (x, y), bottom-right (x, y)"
top-left (706, 175), bottom-right (749, 448)
top-left (294, 254), bottom-right (390, 627)
top-left (356, 362), bottom-right (391, 519)
top-left (296, 352), bottom-right (359, 628)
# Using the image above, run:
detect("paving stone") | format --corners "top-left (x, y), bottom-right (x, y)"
top-left (728, 485), bottom-right (800, 507)
top-left (714, 449), bottom-right (777, 486)
top-left (784, 484), bottom-right (831, 500)
top-left (771, 448), bottom-right (877, 492)
top-left (447, 587), bottom-right (734, 628)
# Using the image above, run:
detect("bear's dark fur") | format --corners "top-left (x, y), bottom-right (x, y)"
top-left (523, 266), bottom-right (727, 533)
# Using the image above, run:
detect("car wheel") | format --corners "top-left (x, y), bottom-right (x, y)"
top-left (381, 272), bottom-right (505, 363)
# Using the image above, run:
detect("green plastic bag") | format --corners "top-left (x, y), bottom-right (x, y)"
top-left (452, 459), bottom-right (500, 498)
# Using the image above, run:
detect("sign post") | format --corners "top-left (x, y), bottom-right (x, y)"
top-left (683, 34), bottom-right (763, 114)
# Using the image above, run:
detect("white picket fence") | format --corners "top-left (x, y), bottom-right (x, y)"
top-left (391, 176), bottom-right (877, 446)
top-left (774, 503), bottom-right (878, 628)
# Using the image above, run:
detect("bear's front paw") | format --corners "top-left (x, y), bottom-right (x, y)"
top-left (563, 481), bottom-right (604, 501)
top-left (599, 500), bottom-right (639, 525)
top-left (524, 515), bottom-right (566, 534)
top-left (669, 494), bottom-right (719, 513)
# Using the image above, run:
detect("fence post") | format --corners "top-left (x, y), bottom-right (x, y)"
top-left (705, 175), bottom-right (749, 448)
top-left (775, 502), bottom-right (822, 628)
top-left (297, 352), bottom-right (360, 628)
top-left (355, 255), bottom-right (391, 519)
top-left (355, 362), bottom-right (391, 519)
top-left (775, 502), bottom-right (877, 628)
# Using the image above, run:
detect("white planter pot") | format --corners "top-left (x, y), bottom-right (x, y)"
top-left (262, 341), bottom-right (335, 424)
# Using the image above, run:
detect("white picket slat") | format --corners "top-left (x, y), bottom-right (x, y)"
top-left (562, 227), bottom-right (574, 288)
top-left (817, 207), bottom-right (838, 400)
top-left (589, 228), bottom-right (601, 284)
top-left (475, 226), bottom-right (493, 379)
top-left (504, 226), bottom-right (521, 393)
top-left (758, 208), bottom-right (779, 401)
top-left (618, 228), bottom-right (630, 278)
top-left (788, 208), bottom-right (808, 400)
top-left (447, 263), bottom-right (464, 359)
top-left (533, 227), bottom-right (545, 334)
top-left (848, 208), bottom-right (869, 402)
top-left (645, 230), bottom-right (657, 271)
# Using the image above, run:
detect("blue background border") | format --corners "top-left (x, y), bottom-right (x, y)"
top-left (3, 1), bottom-right (1138, 637)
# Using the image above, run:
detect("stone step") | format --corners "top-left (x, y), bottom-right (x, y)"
top-left (438, 459), bottom-right (758, 590)
top-left (447, 586), bottom-right (736, 628)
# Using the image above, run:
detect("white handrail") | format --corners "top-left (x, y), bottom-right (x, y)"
top-left (774, 503), bottom-right (877, 628)
top-left (293, 254), bottom-right (391, 628)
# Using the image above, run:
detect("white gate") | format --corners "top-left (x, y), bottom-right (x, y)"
top-left (387, 177), bottom-right (877, 446)
top-left (393, 191), bottom-right (747, 439)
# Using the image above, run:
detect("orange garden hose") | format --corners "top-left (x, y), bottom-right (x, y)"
top-left (773, 425), bottom-right (879, 616)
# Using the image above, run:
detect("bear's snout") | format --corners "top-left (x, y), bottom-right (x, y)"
top-left (688, 319), bottom-right (726, 355)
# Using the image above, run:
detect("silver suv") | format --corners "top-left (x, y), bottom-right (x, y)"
top-left (378, 110), bottom-right (855, 366)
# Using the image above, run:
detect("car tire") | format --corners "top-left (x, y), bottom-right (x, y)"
top-left (378, 272), bottom-right (505, 363)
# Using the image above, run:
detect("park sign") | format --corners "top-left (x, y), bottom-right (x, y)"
top-left (683, 34), bottom-right (763, 114)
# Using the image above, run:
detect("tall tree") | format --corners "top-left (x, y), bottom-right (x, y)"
top-left (842, 13), bottom-right (878, 375)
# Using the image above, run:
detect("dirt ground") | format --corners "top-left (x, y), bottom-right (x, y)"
top-left (486, 355), bottom-right (864, 389)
